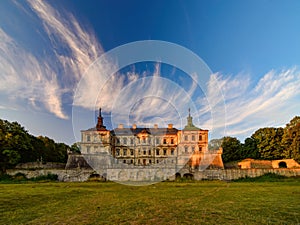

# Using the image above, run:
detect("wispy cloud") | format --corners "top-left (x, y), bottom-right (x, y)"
top-left (0, 0), bottom-right (103, 119)
top-left (205, 68), bottom-right (300, 140)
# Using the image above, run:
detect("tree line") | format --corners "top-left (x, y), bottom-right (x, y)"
top-left (215, 116), bottom-right (300, 163)
top-left (0, 119), bottom-right (78, 173)
top-left (1, 116), bottom-right (299, 172)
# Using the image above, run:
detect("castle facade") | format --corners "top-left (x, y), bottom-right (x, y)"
top-left (79, 108), bottom-right (223, 176)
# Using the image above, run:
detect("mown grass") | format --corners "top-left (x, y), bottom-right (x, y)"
top-left (0, 179), bottom-right (299, 224)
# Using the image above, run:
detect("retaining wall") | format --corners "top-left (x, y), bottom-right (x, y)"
top-left (6, 168), bottom-right (300, 182)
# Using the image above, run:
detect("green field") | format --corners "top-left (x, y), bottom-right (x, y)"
top-left (0, 180), bottom-right (299, 225)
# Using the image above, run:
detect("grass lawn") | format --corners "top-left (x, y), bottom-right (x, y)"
top-left (0, 180), bottom-right (299, 224)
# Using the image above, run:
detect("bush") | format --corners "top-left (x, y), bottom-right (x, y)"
top-left (29, 174), bottom-right (58, 181)
top-left (0, 173), bottom-right (13, 181)
top-left (234, 173), bottom-right (288, 182)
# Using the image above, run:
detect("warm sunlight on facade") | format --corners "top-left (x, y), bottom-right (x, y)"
top-left (79, 108), bottom-right (224, 170)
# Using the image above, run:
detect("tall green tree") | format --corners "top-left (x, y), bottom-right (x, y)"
top-left (251, 127), bottom-right (284, 160)
top-left (0, 119), bottom-right (33, 172)
top-left (241, 137), bottom-right (260, 159)
top-left (282, 116), bottom-right (300, 163)
top-left (221, 136), bottom-right (243, 163)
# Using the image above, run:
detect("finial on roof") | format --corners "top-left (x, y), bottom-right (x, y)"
top-left (188, 108), bottom-right (191, 117)
top-left (96, 107), bottom-right (106, 130)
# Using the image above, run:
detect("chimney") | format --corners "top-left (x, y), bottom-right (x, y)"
top-left (118, 124), bottom-right (124, 129)
top-left (132, 124), bottom-right (137, 129)
top-left (154, 124), bottom-right (158, 129)
top-left (168, 124), bottom-right (173, 129)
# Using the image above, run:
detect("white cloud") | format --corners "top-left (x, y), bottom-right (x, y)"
top-left (207, 68), bottom-right (300, 140)
top-left (0, 0), bottom-right (104, 119)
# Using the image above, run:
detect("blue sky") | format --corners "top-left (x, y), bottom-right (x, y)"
top-left (0, 0), bottom-right (300, 144)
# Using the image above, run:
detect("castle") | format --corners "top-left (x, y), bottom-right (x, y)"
top-left (78, 108), bottom-right (223, 182)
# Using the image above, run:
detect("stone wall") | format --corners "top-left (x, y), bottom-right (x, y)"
top-left (192, 168), bottom-right (300, 180)
top-left (15, 162), bottom-right (65, 169)
top-left (6, 168), bottom-right (300, 182)
top-left (6, 169), bottom-right (94, 182)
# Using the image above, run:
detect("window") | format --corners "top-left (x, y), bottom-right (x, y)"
top-left (184, 135), bottom-right (188, 141)
top-left (123, 160), bottom-right (126, 163)
top-left (171, 138), bottom-right (174, 144)
top-left (156, 138), bottom-right (160, 144)
top-left (130, 138), bottom-right (134, 145)
top-left (123, 138), bottom-right (127, 144)
top-left (199, 135), bottom-right (202, 141)
top-left (163, 139), bottom-right (167, 144)
top-left (130, 159), bottom-right (133, 164)
top-left (123, 149), bottom-right (127, 156)
top-left (86, 146), bottom-right (90, 153)
top-left (148, 149), bottom-right (151, 155)
top-left (199, 147), bottom-right (202, 152)
top-left (148, 137), bottom-right (151, 144)
top-left (171, 148), bottom-right (174, 155)
top-left (192, 135), bottom-right (195, 141)
top-left (163, 149), bottom-right (167, 155)
top-left (87, 135), bottom-right (91, 142)
top-left (143, 148), bottom-right (146, 155)
top-left (142, 137), bottom-right (146, 143)
top-left (149, 159), bottom-right (152, 164)
top-left (156, 148), bottom-right (160, 155)
top-left (130, 149), bottom-right (134, 156)
top-left (184, 146), bottom-right (188, 153)
top-left (191, 146), bottom-right (195, 152)
top-left (116, 149), bottom-right (120, 156)
top-left (156, 159), bottom-right (159, 163)
top-left (116, 138), bottom-right (120, 144)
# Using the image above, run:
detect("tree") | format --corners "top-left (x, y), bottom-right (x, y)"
top-left (282, 116), bottom-right (300, 163)
top-left (240, 137), bottom-right (260, 159)
top-left (221, 136), bottom-right (243, 163)
top-left (70, 143), bottom-right (81, 153)
top-left (0, 119), bottom-right (33, 172)
top-left (251, 127), bottom-right (284, 160)
top-left (37, 136), bottom-right (68, 163)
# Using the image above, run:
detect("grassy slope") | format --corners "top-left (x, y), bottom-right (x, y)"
top-left (0, 181), bottom-right (299, 225)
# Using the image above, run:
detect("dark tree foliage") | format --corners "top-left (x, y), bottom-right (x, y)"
top-left (251, 127), bottom-right (284, 160)
top-left (221, 136), bottom-right (243, 163)
top-left (70, 143), bottom-right (81, 153)
top-left (0, 119), bottom-right (69, 172)
top-left (0, 120), bottom-right (33, 172)
top-left (282, 116), bottom-right (300, 163)
top-left (241, 137), bottom-right (260, 159)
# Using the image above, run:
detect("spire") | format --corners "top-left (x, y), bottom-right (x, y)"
top-left (96, 107), bottom-right (106, 131)
top-left (184, 108), bottom-right (200, 131)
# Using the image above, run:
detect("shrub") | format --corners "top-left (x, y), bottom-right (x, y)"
top-left (234, 173), bottom-right (288, 182)
top-left (29, 174), bottom-right (58, 181)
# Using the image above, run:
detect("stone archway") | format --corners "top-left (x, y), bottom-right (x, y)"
top-left (278, 161), bottom-right (287, 168)
top-left (175, 172), bottom-right (181, 180)
top-left (183, 173), bottom-right (194, 180)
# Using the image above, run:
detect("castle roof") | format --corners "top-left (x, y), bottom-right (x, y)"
top-left (112, 127), bottom-right (178, 136)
